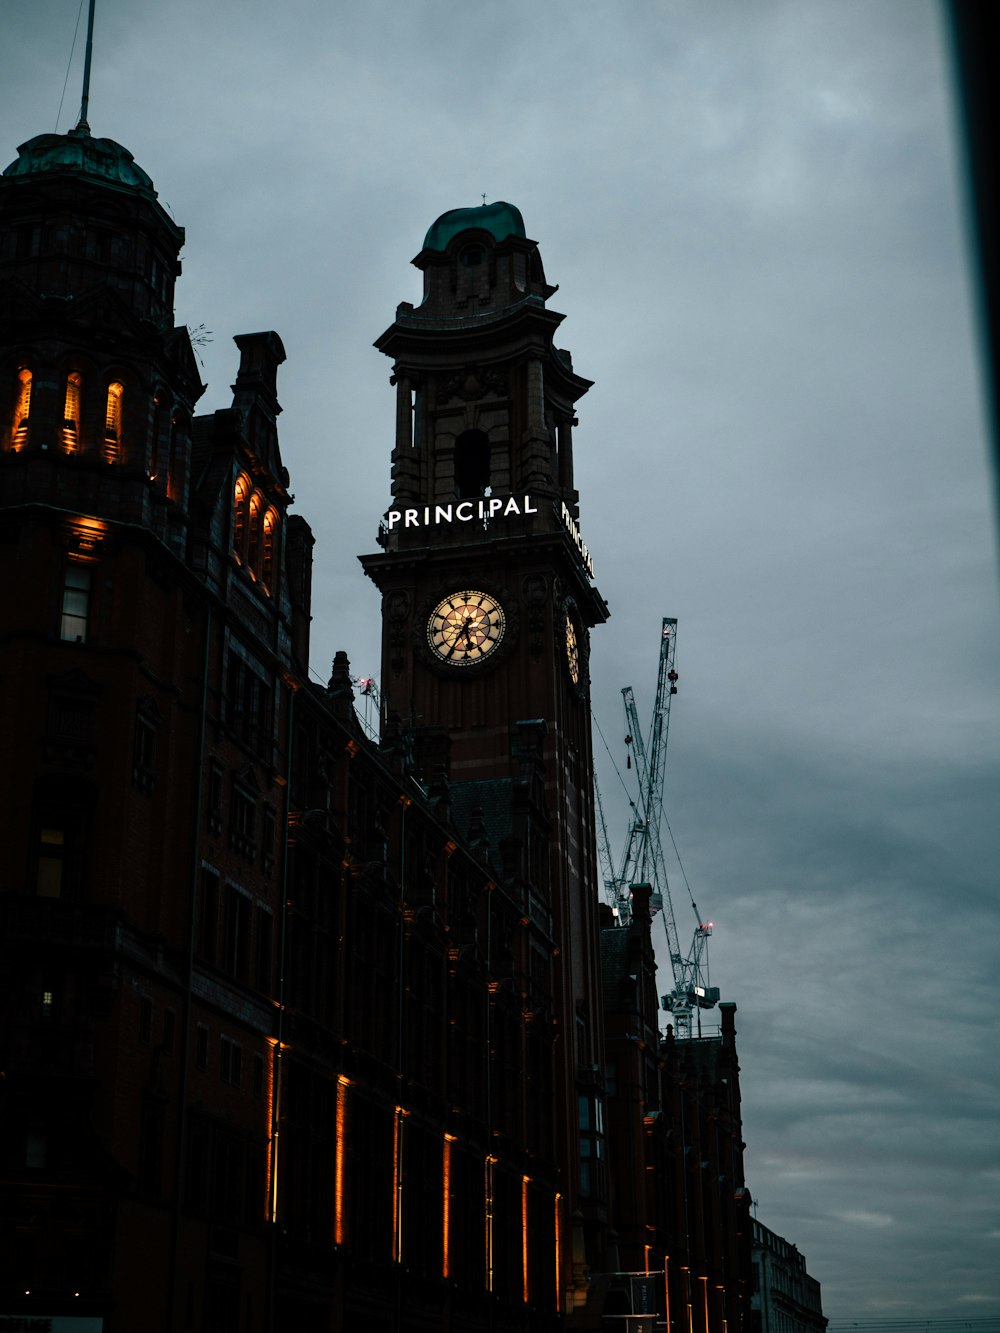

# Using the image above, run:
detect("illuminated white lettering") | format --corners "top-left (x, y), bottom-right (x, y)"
top-left (383, 494), bottom-right (542, 533)
top-left (558, 501), bottom-right (595, 576)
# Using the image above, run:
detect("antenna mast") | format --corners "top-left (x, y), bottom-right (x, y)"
top-left (77, 0), bottom-right (97, 132)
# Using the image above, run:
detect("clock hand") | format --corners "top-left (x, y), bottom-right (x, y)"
top-left (445, 622), bottom-right (468, 659)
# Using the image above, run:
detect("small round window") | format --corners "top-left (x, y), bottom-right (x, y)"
top-left (460, 244), bottom-right (486, 268)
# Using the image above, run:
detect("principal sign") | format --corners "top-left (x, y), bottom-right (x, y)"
top-left (381, 493), bottom-right (595, 578)
top-left (384, 495), bottom-right (538, 529)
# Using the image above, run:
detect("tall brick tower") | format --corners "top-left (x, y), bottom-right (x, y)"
top-left (361, 202), bottom-right (612, 1316)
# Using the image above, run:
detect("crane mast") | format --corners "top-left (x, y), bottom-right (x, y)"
top-left (602, 617), bottom-right (719, 1040)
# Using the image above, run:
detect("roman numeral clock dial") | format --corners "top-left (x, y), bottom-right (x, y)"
top-left (427, 590), bottom-right (506, 666)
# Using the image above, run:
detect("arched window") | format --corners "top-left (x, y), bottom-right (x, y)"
top-left (248, 494), bottom-right (263, 577)
top-left (454, 429), bottom-right (491, 499)
top-left (262, 509), bottom-right (278, 592)
top-left (233, 475), bottom-right (251, 561)
top-left (12, 368), bottom-right (32, 449)
top-left (63, 372), bottom-right (82, 452)
top-left (104, 381), bottom-right (124, 462)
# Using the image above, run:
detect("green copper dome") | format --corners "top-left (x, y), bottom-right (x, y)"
top-left (3, 129), bottom-right (158, 199)
top-left (422, 201), bottom-right (526, 253)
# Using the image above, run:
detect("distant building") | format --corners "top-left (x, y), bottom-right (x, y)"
top-left (1, 112), bottom-right (757, 1332)
top-left (600, 887), bottom-right (753, 1332)
top-left (750, 1219), bottom-right (827, 1333)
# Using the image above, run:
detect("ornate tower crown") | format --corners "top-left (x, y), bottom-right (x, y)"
top-left (373, 202), bottom-right (594, 567)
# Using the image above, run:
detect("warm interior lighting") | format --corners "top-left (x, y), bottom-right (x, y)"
top-left (681, 1266), bottom-right (693, 1333)
top-left (233, 475), bottom-right (250, 561)
top-left (65, 516), bottom-right (107, 552)
top-left (11, 368), bottom-right (31, 449)
top-left (701, 1274), bottom-right (710, 1333)
top-left (334, 1076), bottom-right (350, 1245)
top-left (554, 1192), bottom-right (563, 1312)
top-left (664, 1255), bottom-right (671, 1332)
top-left (265, 1037), bottom-right (279, 1224)
top-left (263, 508), bottom-right (277, 591)
top-left (104, 381), bottom-right (124, 462)
top-left (392, 1106), bottom-right (408, 1264)
top-left (248, 493), bottom-right (262, 576)
top-left (62, 371), bottom-right (81, 452)
top-left (521, 1175), bottom-right (530, 1304)
top-left (442, 1133), bottom-right (456, 1279)
top-left (484, 1155), bottom-right (496, 1293)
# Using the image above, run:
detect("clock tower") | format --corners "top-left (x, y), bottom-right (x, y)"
top-left (361, 202), bottom-right (612, 1313)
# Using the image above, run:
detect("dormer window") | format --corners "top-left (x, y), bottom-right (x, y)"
top-left (63, 372), bottom-right (82, 452)
top-left (12, 368), bottom-right (31, 449)
top-left (104, 381), bottom-right (124, 462)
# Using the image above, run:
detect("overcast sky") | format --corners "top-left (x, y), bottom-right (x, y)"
top-left (5, 0), bottom-right (998, 1322)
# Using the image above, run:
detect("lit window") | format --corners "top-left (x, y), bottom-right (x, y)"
top-left (104, 381), bottom-right (124, 461)
top-left (233, 475), bottom-right (251, 561)
top-left (60, 563), bottom-right (91, 642)
top-left (63, 371), bottom-right (82, 451)
top-left (248, 494), bottom-right (262, 577)
top-left (262, 508), bottom-right (278, 591)
top-left (12, 368), bottom-right (31, 448)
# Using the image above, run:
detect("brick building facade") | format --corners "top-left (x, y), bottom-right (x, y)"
top-left (0, 120), bottom-right (754, 1333)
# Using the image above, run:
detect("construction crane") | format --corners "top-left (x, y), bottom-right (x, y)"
top-left (597, 617), bottom-right (719, 1039)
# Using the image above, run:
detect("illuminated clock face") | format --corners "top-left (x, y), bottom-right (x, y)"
top-left (565, 612), bottom-right (580, 684)
top-left (427, 590), bottom-right (506, 666)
